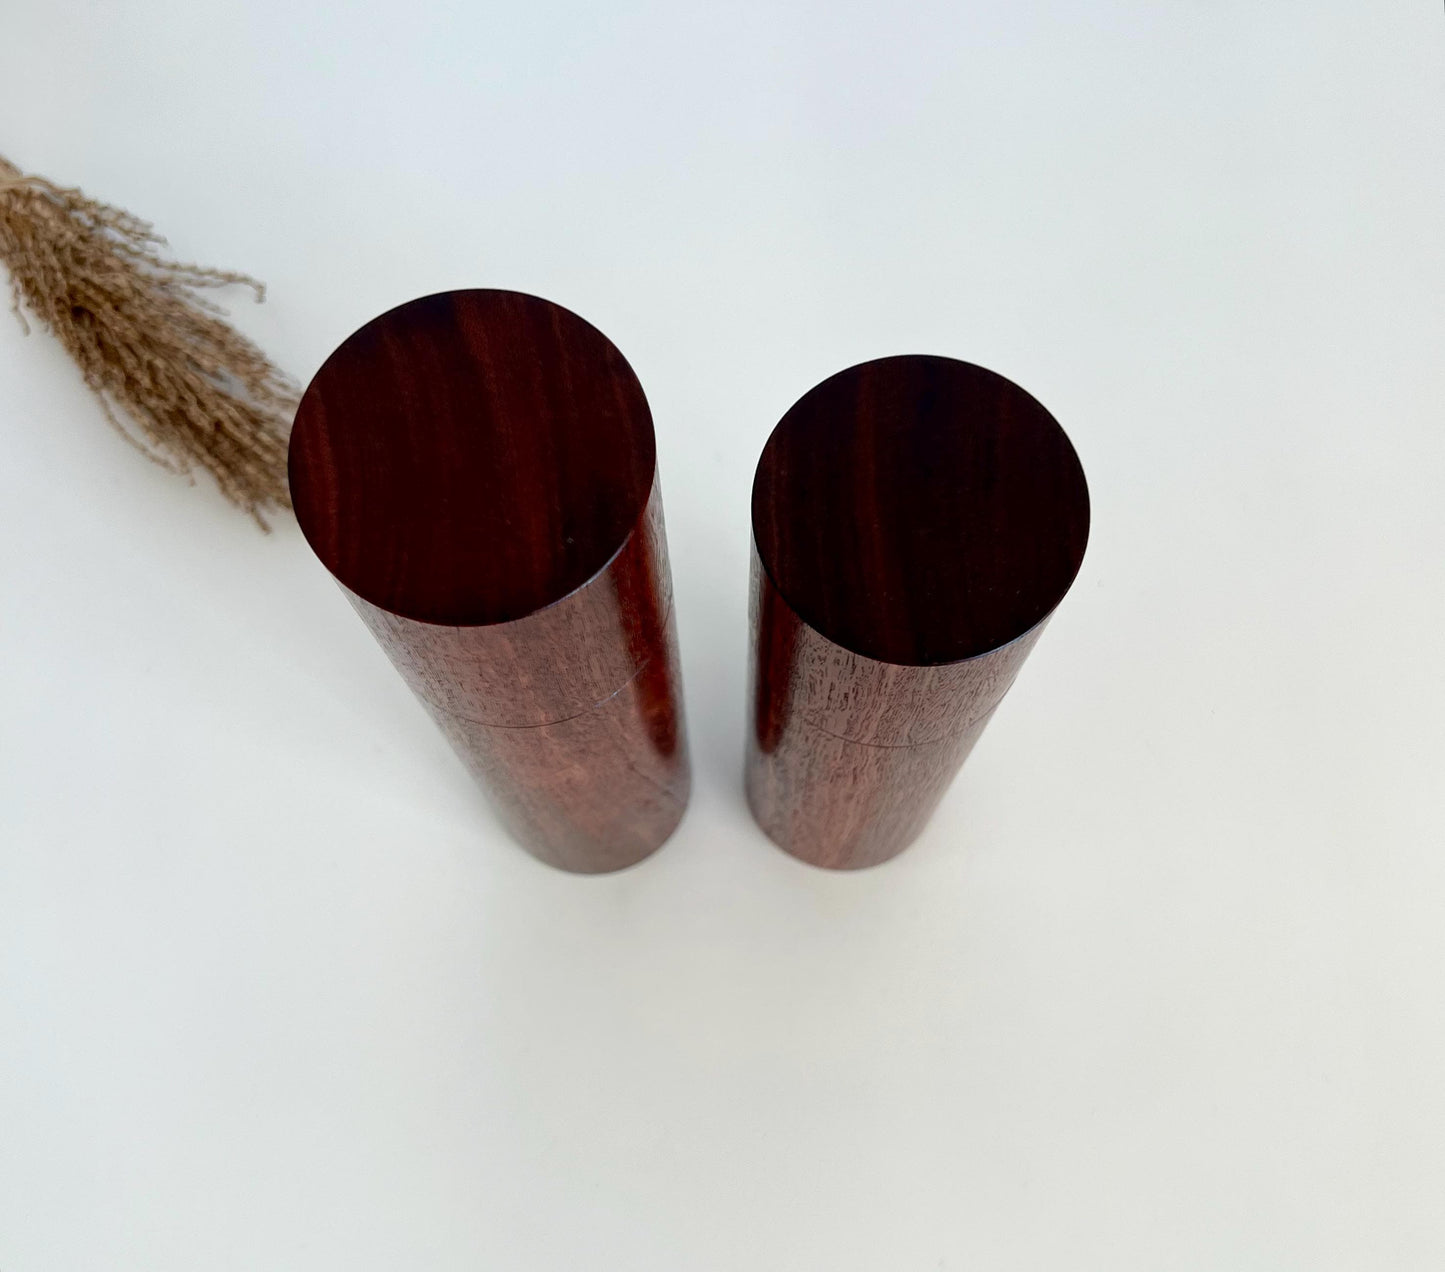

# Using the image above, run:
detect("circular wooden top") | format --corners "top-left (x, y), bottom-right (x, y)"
top-left (289, 290), bottom-right (656, 626)
top-left (752, 356), bottom-right (1089, 666)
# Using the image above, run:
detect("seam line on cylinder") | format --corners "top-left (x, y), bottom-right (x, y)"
top-left (796, 699), bottom-right (1002, 750)
top-left (425, 598), bottom-right (675, 732)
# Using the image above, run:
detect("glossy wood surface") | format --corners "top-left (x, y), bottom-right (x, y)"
top-left (290, 290), bottom-right (689, 872)
top-left (747, 356), bottom-right (1088, 869)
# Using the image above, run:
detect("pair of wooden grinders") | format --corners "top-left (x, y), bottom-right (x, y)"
top-left (289, 290), bottom-right (1090, 874)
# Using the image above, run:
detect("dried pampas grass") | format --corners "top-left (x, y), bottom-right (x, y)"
top-left (0, 153), bottom-right (294, 527)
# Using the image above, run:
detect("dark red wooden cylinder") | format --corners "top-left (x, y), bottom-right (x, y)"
top-left (747, 356), bottom-right (1089, 869)
top-left (289, 289), bottom-right (690, 873)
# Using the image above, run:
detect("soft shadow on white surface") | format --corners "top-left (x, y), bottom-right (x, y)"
top-left (2, 2), bottom-right (1444, 1269)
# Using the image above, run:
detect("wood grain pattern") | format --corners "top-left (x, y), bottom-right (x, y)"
top-left (747, 356), bottom-right (1089, 869)
top-left (290, 289), bottom-right (689, 872)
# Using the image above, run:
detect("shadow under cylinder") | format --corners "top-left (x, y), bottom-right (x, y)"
top-left (747, 356), bottom-right (1089, 870)
top-left (289, 289), bottom-right (690, 873)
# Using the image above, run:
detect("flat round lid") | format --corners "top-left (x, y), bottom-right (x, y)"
top-left (752, 355), bottom-right (1089, 666)
top-left (289, 289), bottom-right (655, 626)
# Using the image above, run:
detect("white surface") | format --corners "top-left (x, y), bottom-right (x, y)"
top-left (2, 2), bottom-right (1443, 1268)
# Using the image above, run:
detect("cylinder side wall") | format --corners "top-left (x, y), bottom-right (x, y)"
top-left (745, 549), bottom-right (1044, 868)
top-left (349, 480), bottom-right (690, 870)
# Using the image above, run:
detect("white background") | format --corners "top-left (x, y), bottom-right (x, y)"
top-left (2, 2), bottom-right (1443, 1268)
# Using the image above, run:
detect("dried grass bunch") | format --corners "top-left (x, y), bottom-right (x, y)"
top-left (0, 154), bottom-right (294, 526)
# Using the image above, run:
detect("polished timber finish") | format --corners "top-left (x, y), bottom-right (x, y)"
top-left (747, 356), bottom-right (1089, 869)
top-left (290, 289), bottom-right (689, 872)
top-left (746, 555), bottom-right (1049, 870)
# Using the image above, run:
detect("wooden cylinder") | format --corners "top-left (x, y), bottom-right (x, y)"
top-left (289, 289), bottom-right (690, 873)
top-left (747, 356), bottom-right (1090, 869)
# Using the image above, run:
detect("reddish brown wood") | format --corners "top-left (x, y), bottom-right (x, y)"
top-left (289, 289), bottom-right (689, 872)
top-left (747, 356), bottom-right (1089, 869)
